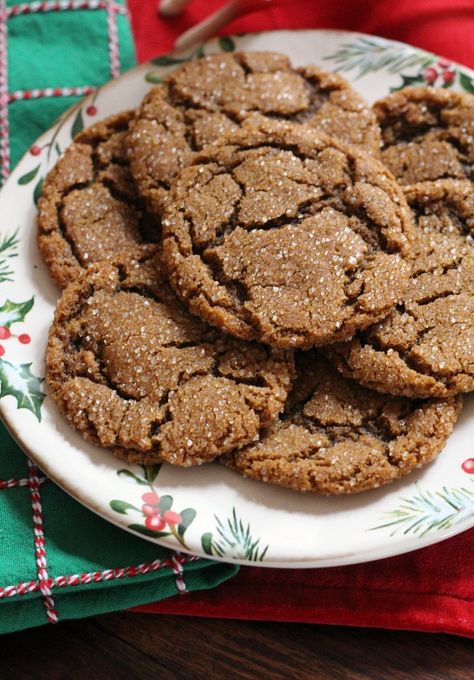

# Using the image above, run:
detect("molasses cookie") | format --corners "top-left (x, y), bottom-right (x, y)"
top-left (326, 179), bottom-right (474, 397)
top-left (46, 251), bottom-right (295, 466)
top-left (38, 111), bottom-right (159, 289)
top-left (128, 51), bottom-right (381, 216)
top-left (225, 352), bottom-right (462, 495)
top-left (161, 120), bottom-right (414, 349)
top-left (374, 86), bottom-right (474, 185)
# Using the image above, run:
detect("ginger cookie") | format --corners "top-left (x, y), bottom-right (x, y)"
top-left (128, 51), bottom-right (381, 216)
top-left (37, 111), bottom-right (160, 289)
top-left (161, 120), bottom-right (414, 349)
top-left (46, 251), bottom-right (294, 466)
top-left (225, 352), bottom-right (462, 495)
top-left (326, 179), bottom-right (474, 397)
top-left (374, 86), bottom-right (474, 185)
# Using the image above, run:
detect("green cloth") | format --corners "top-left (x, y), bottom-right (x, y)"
top-left (0, 0), bottom-right (238, 635)
top-left (7, 0), bottom-right (136, 173)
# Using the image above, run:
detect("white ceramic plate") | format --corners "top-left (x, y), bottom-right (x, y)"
top-left (1, 30), bottom-right (474, 568)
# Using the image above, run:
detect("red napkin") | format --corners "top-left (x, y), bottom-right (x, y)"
top-left (128, 0), bottom-right (474, 637)
top-left (129, 0), bottom-right (474, 67)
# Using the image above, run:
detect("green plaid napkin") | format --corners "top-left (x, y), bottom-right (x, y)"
top-left (0, 0), bottom-right (237, 635)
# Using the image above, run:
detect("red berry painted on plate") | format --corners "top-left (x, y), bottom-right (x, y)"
top-left (0, 326), bottom-right (10, 340)
top-left (145, 514), bottom-right (166, 531)
top-left (141, 491), bottom-right (159, 505)
top-left (142, 503), bottom-right (157, 517)
top-left (443, 70), bottom-right (455, 84)
top-left (163, 510), bottom-right (182, 525)
top-left (423, 67), bottom-right (438, 83)
top-left (86, 105), bottom-right (97, 116)
top-left (461, 458), bottom-right (474, 474)
top-left (0, 345), bottom-right (5, 357)
top-left (18, 334), bottom-right (31, 344)
top-left (438, 58), bottom-right (451, 69)
top-left (30, 145), bottom-right (41, 156)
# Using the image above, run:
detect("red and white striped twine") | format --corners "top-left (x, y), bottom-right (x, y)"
top-left (0, 1), bottom-right (9, 182)
top-left (105, 0), bottom-right (120, 78)
top-left (171, 553), bottom-right (187, 593)
top-left (7, 1), bottom-right (127, 17)
top-left (27, 459), bottom-right (59, 624)
top-left (8, 85), bottom-right (95, 102)
top-left (0, 475), bottom-right (47, 489)
top-left (0, 554), bottom-right (199, 600)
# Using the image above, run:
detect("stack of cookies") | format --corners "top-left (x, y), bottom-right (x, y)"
top-left (40, 52), bottom-right (474, 496)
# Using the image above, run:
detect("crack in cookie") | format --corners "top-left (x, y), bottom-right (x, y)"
top-left (128, 51), bottom-right (382, 217)
top-left (37, 112), bottom-right (160, 288)
top-left (162, 121), bottom-right (414, 348)
top-left (326, 179), bottom-right (474, 397)
top-left (46, 251), bottom-right (295, 466)
top-left (224, 352), bottom-right (462, 495)
top-left (374, 87), bottom-right (474, 185)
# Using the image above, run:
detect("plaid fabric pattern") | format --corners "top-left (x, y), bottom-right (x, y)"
top-left (0, 1), bottom-right (238, 635)
top-left (0, 425), bottom-right (236, 634)
top-left (0, 0), bottom-right (136, 183)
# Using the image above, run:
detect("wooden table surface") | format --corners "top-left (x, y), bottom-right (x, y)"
top-left (3, 613), bottom-right (474, 679)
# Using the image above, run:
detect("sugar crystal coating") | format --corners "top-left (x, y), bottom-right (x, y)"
top-left (161, 120), bottom-right (414, 349)
top-left (225, 352), bottom-right (462, 494)
top-left (374, 86), bottom-right (474, 185)
top-left (46, 251), bottom-right (295, 466)
top-left (37, 111), bottom-right (160, 288)
top-left (128, 51), bottom-right (381, 217)
top-left (326, 179), bottom-right (474, 397)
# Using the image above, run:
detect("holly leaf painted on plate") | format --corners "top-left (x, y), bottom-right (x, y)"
top-left (177, 508), bottom-right (196, 538)
top-left (71, 108), bottom-right (84, 139)
top-left (201, 532), bottom-right (213, 555)
top-left (128, 523), bottom-right (171, 539)
top-left (150, 54), bottom-right (186, 66)
top-left (158, 495), bottom-right (173, 514)
top-left (18, 165), bottom-right (40, 186)
top-left (116, 469), bottom-right (149, 485)
top-left (144, 71), bottom-right (163, 84)
top-left (109, 499), bottom-right (141, 514)
top-left (33, 177), bottom-right (44, 206)
top-left (459, 72), bottom-right (474, 93)
top-left (0, 297), bottom-right (34, 327)
top-left (218, 36), bottom-right (235, 52)
top-left (0, 360), bottom-right (45, 421)
top-left (390, 73), bottom-right (425, 92)
top-left (143, 463), bottom-right (162, 483)
top-left (194, 45), bottom-right (205, 59)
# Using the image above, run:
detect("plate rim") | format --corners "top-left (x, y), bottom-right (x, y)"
top-left (1, 27), bottom-right (474, 569)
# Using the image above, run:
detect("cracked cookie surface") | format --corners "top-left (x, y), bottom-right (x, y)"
top-left (225, 352), bottom-right (462, 495)
top-left (46, 251), bottom-right (295, 466)
top-left (37, 111), bottom-right (160, 289)
top-left (326, 179), bottom-right (474, 397)
top-left (161, 121), bottom-right (414, 349)
top-left (128, 51), bottom-right (381, 216)
top-left (374, 86), bottom-right (474, 185)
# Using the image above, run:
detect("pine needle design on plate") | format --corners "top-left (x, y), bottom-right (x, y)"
top-left (324, 35), bottom-right (474, 93)
top-left (370, 481), bottom-right (474, 536)
top-left (0, 229), bottom-right (18, 284)
top-left (324, 36), bottom-right (433, 78)
top-left (201, 508), bottom-right (269, 562)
